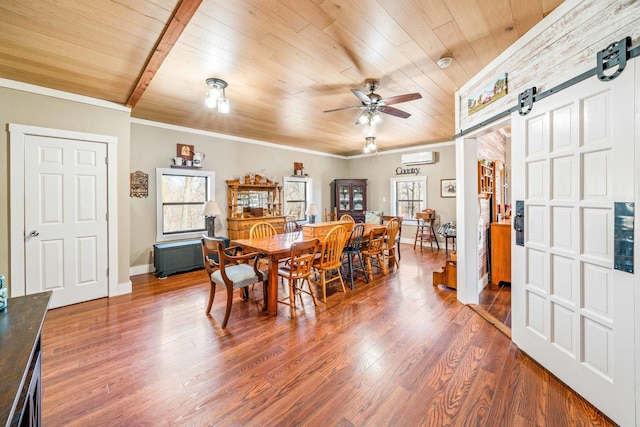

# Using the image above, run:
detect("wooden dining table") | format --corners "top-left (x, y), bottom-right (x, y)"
top-left (232, 232), bottom-right (305, 314)
top-left (232, 221), bottom-right (385, 315)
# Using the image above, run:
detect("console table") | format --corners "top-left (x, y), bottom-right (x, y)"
top-left (0, 291), bottom-right (51, 427)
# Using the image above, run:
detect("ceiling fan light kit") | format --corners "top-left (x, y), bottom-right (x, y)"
top-left (323, 79), bottom-right (422, 139)
top-left (363, 136), bottom-right (377, 153)
top-left (205, 77), bottom-right (230, 113)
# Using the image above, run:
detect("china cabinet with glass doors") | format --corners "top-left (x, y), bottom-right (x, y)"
top-left (331, 179), bottom-right (367, 223)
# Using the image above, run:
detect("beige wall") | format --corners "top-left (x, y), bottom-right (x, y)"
top-left (347, 142), bottom-right (456, 243)
top-left (129, 122), bottom-right (348, 267)
top-left (0, 86), bottom-right (131, 290)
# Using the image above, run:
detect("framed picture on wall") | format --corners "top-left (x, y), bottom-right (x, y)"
top-left (177, 143), bottom-right (194, 160)
top-left (441, 179), bottom-right (456, 198)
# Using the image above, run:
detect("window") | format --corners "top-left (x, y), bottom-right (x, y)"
top-left (283, 177), bottom-right (312, 222)
top-left (156, 168), bottom-right (215, 241)
top-left (390, 176), bottom-right (427, 222)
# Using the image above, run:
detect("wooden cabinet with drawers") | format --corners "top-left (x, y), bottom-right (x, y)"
top-left (490, 219), bottom-right (511, 285)
top-left (226, 174), bottom-right (286, 240)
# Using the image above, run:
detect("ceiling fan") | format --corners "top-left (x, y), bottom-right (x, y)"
top-left (323, 79), bottom-right (422, 124)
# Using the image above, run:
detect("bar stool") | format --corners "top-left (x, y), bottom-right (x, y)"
top-left (414, 209), bottom-right (440, 251)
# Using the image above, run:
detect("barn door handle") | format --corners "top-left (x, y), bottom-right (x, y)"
top-left (29, 230), bottom-right (39, 237)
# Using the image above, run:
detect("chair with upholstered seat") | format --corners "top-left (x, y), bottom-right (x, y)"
top-left (381, 217), bottom-right (400, 271)
top-left (201, 236), bottom-right (268, 328)
top-left (310, 225), bottom-right (348, 303)
top-left (341, 223), bottom-right (366, 290)
top-left (277, 238), bottom-right (320, 309)
top-left (359, 227), bottom-right (387, 281)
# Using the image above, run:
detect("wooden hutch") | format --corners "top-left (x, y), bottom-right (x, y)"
top-left (331, 179), bottom-right (367, 223)
top-left (226, 173), bottom-right (286, 239)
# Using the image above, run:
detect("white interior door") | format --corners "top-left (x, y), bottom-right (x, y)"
top-left (24, 135), bottom-right (108, 308)
top-left (511, 62), bottom-right (636, 426)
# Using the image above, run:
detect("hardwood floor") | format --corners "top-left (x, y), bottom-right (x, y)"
top-left (41, 245), bottom-right (615, 426)
top-left (479, 281), bottom-right (512, 329)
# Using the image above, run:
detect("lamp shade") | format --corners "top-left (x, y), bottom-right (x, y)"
top-left (202, 200), bottom-right (221, 217)
top-left (305, 203), bottom-right (318, 216)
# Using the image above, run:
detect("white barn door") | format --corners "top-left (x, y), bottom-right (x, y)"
top-left (511, 62), bottom-right (636, 426)
top-left (23, 135), bottom-right (109, 308)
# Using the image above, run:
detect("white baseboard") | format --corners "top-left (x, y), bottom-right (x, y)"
top-left (130, 264), bottom-right (154, 276)
top-left (113, 280), bottom-right (132, 296)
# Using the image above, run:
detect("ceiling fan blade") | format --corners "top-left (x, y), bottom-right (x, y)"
top-left (323, 105), bottom-right (364, 113)
top-left (351, 89), bottom-right (372, 104)
top-left (378, 105), bottom-right (411, 119)
top-left (381, 92), bottom-right (422, 105)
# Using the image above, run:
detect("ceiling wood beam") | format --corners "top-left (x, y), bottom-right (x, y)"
top-left (126, 0), bottom-right (203, 108)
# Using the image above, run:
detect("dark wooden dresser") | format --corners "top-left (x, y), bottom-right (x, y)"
top-left (0, 292), bottom-right (51, 427)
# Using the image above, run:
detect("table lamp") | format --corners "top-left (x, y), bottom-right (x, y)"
top-left (305, 203), bottom-right (318, 224)
top-left (202, 200), bottom-right (222, 237)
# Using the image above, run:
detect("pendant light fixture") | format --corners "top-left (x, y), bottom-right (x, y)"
top-left (205, 78), bottom-right (230, 113)
top-left (363, 136), bottom-right (377, 153)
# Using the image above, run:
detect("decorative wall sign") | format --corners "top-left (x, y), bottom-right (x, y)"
top-left (130, 170), bottom-right (149, 198)
top-left (395, 166), bottom-right (420, 175)
top-left (440, 179), bottom-right (456, 198)
top-left (177, 143), bottom-right (194, 161)
top-left (467, 73), bottom-right (508, 115)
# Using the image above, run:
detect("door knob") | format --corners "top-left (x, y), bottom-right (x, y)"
top-left (29, 230), bottom-right (39, 237)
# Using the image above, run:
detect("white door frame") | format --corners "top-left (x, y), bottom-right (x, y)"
top-left (9, 123), bottom-right (119, 299)
top-left (454, 118), bottom-right (511, 304)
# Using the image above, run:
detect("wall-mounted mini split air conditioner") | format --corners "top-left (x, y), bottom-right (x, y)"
top-left (401, 151), bottom-right (435, 165)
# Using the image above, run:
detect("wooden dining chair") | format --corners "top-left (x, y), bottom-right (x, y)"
top-left (341, 223), bottom-right (366, 290)
top-left (339, 213), bottom-right (355, 223)
top-left (201, 236), bottom-right (268, 328)
top-left (324, 207), bottom-right (337, 222)
top-left (283, 220), bottom-right (301, 234)
top-left (414, 209), bottom-right (439, 251)
top-left (249, 221), bottom-right (277, 270)
top-left (249, 222), bottom-right (277, 238)
top-left (277, 238), bottom-right (320, 309)
top-left (380, 215), bottom-right (403, 260)
top-left (381, 217), bottom-right (400, 271)
top-left (359, 227), bottom-right (387, 281)
top-left (310, 225), bottom-right (348, 303)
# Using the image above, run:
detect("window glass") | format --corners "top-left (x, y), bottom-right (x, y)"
top-left (156, 168), bottom-right (214, 241)
top-left (283, 177), bottom-right (312, 222)
top-left (390, 176), bottom-right (427, 221)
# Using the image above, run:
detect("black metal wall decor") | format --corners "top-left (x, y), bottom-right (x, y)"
top-left (454, 36), bottom-right (640, 138)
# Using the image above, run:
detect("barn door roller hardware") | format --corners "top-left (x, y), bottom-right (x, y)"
top-left (454, 36), bottom-right (639, 138)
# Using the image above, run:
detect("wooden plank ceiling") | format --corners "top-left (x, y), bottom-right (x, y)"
top-left (0, 0), bottom-right (562, 156)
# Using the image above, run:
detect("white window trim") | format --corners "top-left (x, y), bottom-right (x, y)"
top-left (283, 176), bottom-right (313, 223)
top-left (390, 176), bottom-right (427, 224)
top-left (156, 168), bottom-right (215, 242)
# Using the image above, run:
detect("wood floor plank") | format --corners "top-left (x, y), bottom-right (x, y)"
top-left (40, 245), bottom-right (616, 426)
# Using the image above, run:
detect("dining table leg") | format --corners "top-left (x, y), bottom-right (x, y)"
top-left (266, 256), bottom-right (279, 314)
